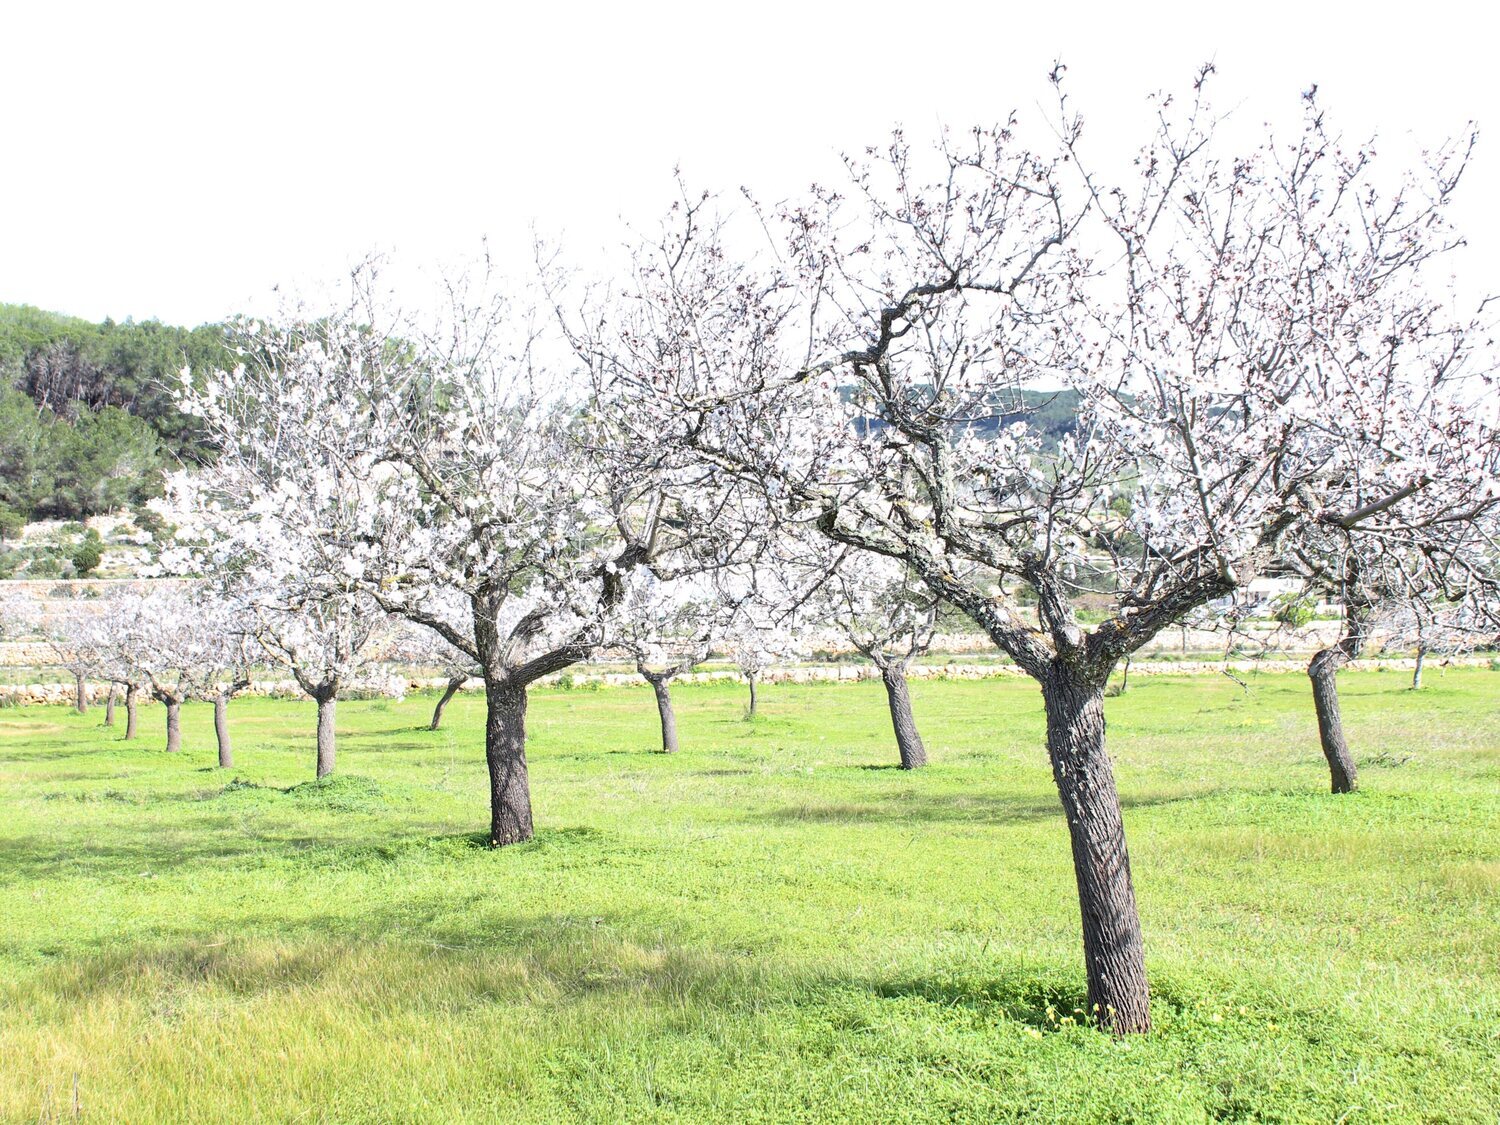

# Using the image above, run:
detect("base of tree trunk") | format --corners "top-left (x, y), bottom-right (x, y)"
top-left (881, 667), bottom-right (927, 769)
top-left (649, 674), bottom-right (680, 753)
top-left (215, 693), bottom-right (233, 768)
top-left (1308, 649), bottom-right (1358, 793)
top-left (430, 675), bottom-right (464, 731)
top-left (315, 695), bottom-right (336, 778)
top-left (485, 677), bottom-right (535, 846)
top-left (124, 686), bottom-right (138, 741)
top-left (164, 698), bottom-right (182, 754)
top-left (1042, 665), bottom-right (1152, 1034)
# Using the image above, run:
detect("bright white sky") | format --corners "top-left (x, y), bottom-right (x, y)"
top-left (2, 1), bottom-right (1495, 327)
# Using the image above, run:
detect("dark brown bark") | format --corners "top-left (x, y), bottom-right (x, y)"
top-left (746, 673), bottom-right (759, 719)
top-left (880, 666), bottom-right (927, 769)
top-left (104, 683), bottom-right (116, 727)
top-left (124, 683), bottom-right (138, 740)
top-left (74, 671), bottom-right (88, 714)
top-left (484, 676), bottom-right (534, 846)
top-left (1041, 664), bottom-right (1152, 1034)
top-left (164, 697), bottom-right (182, 754)
top-left (430, 674), bottom-right (464, 731)
top-left (645, 672), bottom-right (680, 753)
top-left (1308, 647), bottom-right (1358, 793)
top-left (315, 693), bottom-right (336, 779)
top-left (214, 692), bottom-right (233, 769)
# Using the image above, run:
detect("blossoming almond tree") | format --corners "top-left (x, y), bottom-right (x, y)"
top-left (112, 586), bottom-right (222, 755)
top-left (178, 267), bottom-right (682, 843)
top-left (588, 76), bottom-right (1500, 1032)
top-left (806, 549), bottom-right (941, 769)
top-left (612, 572), bottom-right (731, 752)
top-left (387, 619), bottom-right (479, 732)
top-left (1287, 517), bottom-right (1500, 785)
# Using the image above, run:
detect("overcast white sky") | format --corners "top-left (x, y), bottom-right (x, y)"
top-left (2, 1), bottom-right (1495, 327)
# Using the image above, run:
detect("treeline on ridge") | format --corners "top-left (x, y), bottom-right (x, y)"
top-left (0, 304), bottom-right (230, 529)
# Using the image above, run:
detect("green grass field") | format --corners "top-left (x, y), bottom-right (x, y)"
top-left (2, 669), bottom-right (1497, 1123)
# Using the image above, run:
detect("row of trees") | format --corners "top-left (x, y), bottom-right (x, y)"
top-left (36, 74), bottom-right (1500, 1035)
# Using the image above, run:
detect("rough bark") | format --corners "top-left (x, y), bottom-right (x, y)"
top-left (746, 673), bottom-right (759, 719)
top-left (315, 693), bottom-right (336, 779)
top-left (880, 665), bottom-right (927, 769)
top-left (164, 697), bottom-right (182, 754)
top-left (1412, 645), bottom-right (1425, 691)
top-left (645, 672), bottom-right (680, 753)
top-left (1041, 664), bottom-right (1152, 1034)
top-left (430, 674), bottom-right (464, 731)
top-left (104, 684), bottom-right (116, 727)
top-left (214, 692), bottom-right (233, 768)
top-left (124, 683), bottom-right (138, 740)
top-left (1308, 647), bottom-right (1358, 793)
top-left (484, 676), bottom-right (534, 846)
top-left (74, 671), bottom-right (88, 714)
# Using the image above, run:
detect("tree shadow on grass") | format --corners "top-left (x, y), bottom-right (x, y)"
top-left (752, 789), bottom-right (1220, 828)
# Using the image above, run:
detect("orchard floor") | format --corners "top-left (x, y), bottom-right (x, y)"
top-left (1, 669), bottom-right (1497, 1123)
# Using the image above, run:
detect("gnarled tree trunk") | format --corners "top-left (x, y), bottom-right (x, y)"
top-left (74, 671), bottom-right (88, 715)
top-left (104, 684), bottom-right (116, 727)
top-left (746, 673), bottom-right (759, 719)
top-left (484, 676), bottom-right (533, 846)
top-left (880, 664), bottom-right (927, 769)
top-left (1041, 663), bottom-right (1151, 1034)
top-left (164, 696), bottom-right (182, 754)
top-left (124, 683), bottom-right (138, 740)
top-left (1307, 591), bottom-right (1369, 794)
top-left (1412, 643), bottom-right (1426, 691)
top-left (214, 691), bottom-right (233, 768)
top-left (314, 692), bottom-right (336, 778)
top-left (430, 674), bottom-right (465, 731)
top-left (644, 672), bottom-right (680, 753)
top-left (1308, 647), bottom-right (1358, 793)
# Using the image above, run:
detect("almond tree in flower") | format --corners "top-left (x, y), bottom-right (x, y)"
top-left (612, 571), bottom-right (731, 752)
top-left (587, 74), bottom-right (1500, 1032)
top-left (176, 267), bottom-right (690, 843)
top-left (166, 303), bottom-right (405, 781)
top-left (113, 586), bottom-right (223, 755)
top-left (387, 616), bottom-right (479, 732)
top-left (807, 549), bottom-right (940, 769)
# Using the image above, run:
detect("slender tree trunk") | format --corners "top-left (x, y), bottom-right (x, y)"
top-left (1117, 656), bottom-right (1131, 695)
top-left (747, 673), bottom-right (758, 719)
top-left (1041, 664), bottom-right (1151, 1035)
top-left (74, 671), bottom-right (88, 714)
top-left (484, 676), bottom-right (533, 846)
top-left (1411, 644), bottom-right (1426, 691)
top-left (647, 673), bottom-right (680, 753)
top-left (104, 684), bottom-right (116, 727)
top-left (315, 693), bottom-right (336, 779)
top-left (430, 674), bottom-right (464, 731)
top-left (1308, 647), bottom-right (1358, 793)
top-left (214, 692), bottom-right (233, 769)
top-left (880, 665), bottom-right (927, 769)
top-left (124, 683), bottom-right (138, 740)
top-left (164, 697), bottom-right (182, 754)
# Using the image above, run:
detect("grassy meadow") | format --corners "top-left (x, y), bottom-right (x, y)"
top-left (1, 668), bottom-right (1497, 1122)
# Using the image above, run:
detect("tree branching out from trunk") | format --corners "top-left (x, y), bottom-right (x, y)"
top-left (173, 268), bottom-right (694, 843)
top-left (580, 73), bottom-right (1499, 1033)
